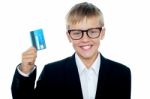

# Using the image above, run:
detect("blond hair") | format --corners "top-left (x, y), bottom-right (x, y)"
top-left (66, 2), bottom-right (104, 29)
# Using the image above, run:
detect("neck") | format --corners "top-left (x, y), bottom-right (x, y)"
top-left (80, 52), bottom-right (99, 68)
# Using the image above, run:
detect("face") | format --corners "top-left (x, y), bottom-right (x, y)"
top-left (67, 17), bottom-right (105, 61)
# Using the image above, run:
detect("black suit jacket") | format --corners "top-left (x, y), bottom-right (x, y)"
top-left (11, 54), bottom-right (131, 99)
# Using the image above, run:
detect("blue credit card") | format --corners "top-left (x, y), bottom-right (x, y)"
top-left (30, 28), bottom-right (46, 50)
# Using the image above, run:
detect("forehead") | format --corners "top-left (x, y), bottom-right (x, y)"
top-left (68, 17), bottom-right (100, 30)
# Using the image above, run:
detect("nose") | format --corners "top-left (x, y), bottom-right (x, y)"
top-left (81, 32), bottom-right (90, 42)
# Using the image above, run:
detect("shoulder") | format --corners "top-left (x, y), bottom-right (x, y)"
top-left (101, 55), bottom-right (131, 75)
top-left (42, 54), bottom-right (75, 73)
top-left (38, 55), bottom-right (74, 80)
top-left (107, 58), bottom-right (130, 71)
top-left (45, 57), bottom-right (70, 69)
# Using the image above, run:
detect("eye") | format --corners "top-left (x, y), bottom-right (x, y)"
top-left (89, 29), bottom-right (99, 34)
top-left (71, 31), bottom-right (82, 35)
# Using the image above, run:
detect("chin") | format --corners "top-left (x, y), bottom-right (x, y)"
top-left (80, 53), bottom-right (94, 59)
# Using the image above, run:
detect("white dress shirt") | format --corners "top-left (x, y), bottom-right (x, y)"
top-left (75, 53), bottom-right (101, 99)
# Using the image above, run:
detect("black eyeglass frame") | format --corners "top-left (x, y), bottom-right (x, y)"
top-left (68, 27), bottom-right (103, 40)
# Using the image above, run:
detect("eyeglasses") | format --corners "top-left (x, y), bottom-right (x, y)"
top-left (68, 27), bottom-right (102, 40)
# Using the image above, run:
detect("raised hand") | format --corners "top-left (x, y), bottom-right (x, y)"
top-left (19, 47), bottom-right (37, 74)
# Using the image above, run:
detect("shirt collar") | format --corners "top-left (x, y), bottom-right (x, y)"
top-left (75, 53), bottom-right (101, 75)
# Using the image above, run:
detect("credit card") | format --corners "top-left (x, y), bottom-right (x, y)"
top-left (30, 28), bottom-right (46, 50)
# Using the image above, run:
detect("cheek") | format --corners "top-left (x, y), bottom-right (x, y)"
top-left (95, 41), bottom-right (100, 49)
top-left (93, 39), bottom-right (100, 46)
top-left (72, 41), bottom-right (79, 48)
top-left (69, 40), bottom-right (78, 48)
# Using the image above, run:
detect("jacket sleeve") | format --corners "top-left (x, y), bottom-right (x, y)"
top-left (11, 66), bottom-right (36, 99)
top-left (112, 65), bottom-right (131, 99)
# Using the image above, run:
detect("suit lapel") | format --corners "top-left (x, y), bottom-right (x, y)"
top-left (95, 54), bottom-right (111, 99)
top-left (64, 54), bottom-right (83, 99)
top-left (64, 54), bottom-right (111, 99)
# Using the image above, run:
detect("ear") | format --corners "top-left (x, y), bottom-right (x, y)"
top-left (66, 32), bottom-right (72, 42)
top-left (100, 27), bottom-right (105, 40)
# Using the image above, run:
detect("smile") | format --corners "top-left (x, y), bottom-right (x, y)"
top-left (80, 45), bottom-right (92, 50)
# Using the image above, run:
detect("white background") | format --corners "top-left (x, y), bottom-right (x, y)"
top-left (0, 0), bottom-right (150, 99)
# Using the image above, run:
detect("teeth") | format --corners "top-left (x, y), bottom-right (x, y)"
top-left (82, 45), bottom-right (91, 50)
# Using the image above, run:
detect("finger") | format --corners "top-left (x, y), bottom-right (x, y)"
top-left (22, 50), bottom-right (37, 57)
top-left (23, 47), bottom-right (37, 54)
top-left (24, 50), bottom-right (37, 55)
top-left (29, 47), bottom-right (37, 52)
top-left (22, 54), bottom-right (37, 59)
top-left (22, 58), bottom-right (36, 65)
